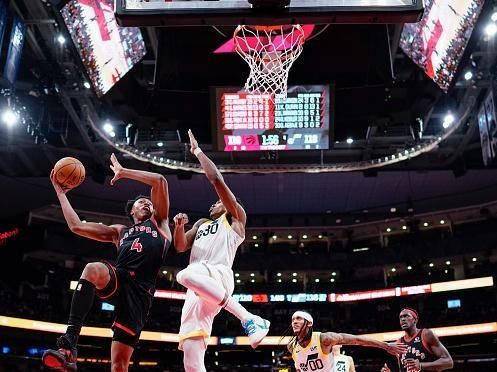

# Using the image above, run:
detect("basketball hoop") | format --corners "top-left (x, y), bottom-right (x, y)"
top-left (233, 25), bottom-right (305, 99)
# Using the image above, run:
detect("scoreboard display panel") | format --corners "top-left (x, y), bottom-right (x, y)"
top-left (213, 85), bottom-right (330, 152)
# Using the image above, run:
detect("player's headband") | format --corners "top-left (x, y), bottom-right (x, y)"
top-left (292, 311), bottom-right (313, 325)
top-left (402, 308), bottom-right (419, 320)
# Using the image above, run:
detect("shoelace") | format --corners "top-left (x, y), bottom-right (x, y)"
top-left (243, 319), bottom-right (258, 335)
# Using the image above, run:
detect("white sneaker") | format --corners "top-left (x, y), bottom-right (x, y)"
top-left (242, 316), bottom-right (270, 349)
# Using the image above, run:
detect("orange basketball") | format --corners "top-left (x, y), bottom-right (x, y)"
top-left (53, 157), bottom-right (85, 189)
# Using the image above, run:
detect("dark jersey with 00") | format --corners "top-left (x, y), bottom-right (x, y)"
top-left (398, 329), bottom-right (436, 372)
top-left (116, 216), bottom-right (170, 289)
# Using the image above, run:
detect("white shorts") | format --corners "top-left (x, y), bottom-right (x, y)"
top-left (178, 262), bottom-right (234, 350)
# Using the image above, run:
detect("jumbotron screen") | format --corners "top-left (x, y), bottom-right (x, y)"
top-left (60, 0), bottom-right (146, 97)
top-left (400, 0), bottom-right (484, 91)
top-left (213, 86), bottom-right (330, 151)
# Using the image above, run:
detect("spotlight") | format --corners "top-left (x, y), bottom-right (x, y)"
top-left (277, 279), bottom-right (282, 283)
top-left (407, 265), bottom-right (412, 270)
top-left (346, 137), bottom-right (354, 144)
top-left (292, 272), bottom-right (297, 277)
top-left (2, 109), bottom-right (19, 126)
top-left (250, 279), bottom-right (255, 283)
top-left (252, 235), bottom-right (257, 240)
top-left (390, 207), bottom-right (397, 213)
top-left (292, 279), bottom-right (297, 283)
top-left (485, 22), bottom-right (497, 36)
top-left (402, 225), bottom-right (407, 230)
top-left (391, 268), bottom-right (396, 272)
top-left (157, 142), bottom-right (164, 147)
top-left (162, 270), bottom-right (167, 275)
top-left (440, 219), bottom-right (446, 225)
top-left (386, 227), bottom-right (392, 232)
top-left (315, 278), bottom-right (320, 283)
top-left (464, 71), bottom-right (473, 81)
top-left (429, 263), bottom-right (434, 267)
top-left (330, 278), bottom-right (335, 283)
top-left (235, 273), bottom-right (239, 277)
top-left (302, 234), bottom-right (308, 239)
top-left (423, 222), bottom-right (429, 227)
top-left (250, 273), bottom-right (255, 277)
top-left (287, 235), bottom-right (293, 239)
top-left (83, 81), bottom-right (91, 89)
top-left (236, 279), bottom-right (241, 283)
top-left (446, 260), bottom-right (451, 265)
top-left (442, 113), bottom-right (455, 129)
top-left (331, 271), bottom-right (337, 276)
top-left (103, 122), bottom-right (114, 134)
top-left (254, 243), bottom-right (259, 247)
top-left (57, 34), bottom-right (66, 45)
top-left (272, 235), bottom-right (277, 240)
top-left (472, 257), bottom-right (477, 262)
top-left (277, 273), bottom-right (282, 277)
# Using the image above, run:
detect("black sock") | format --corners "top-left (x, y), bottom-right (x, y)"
top-left (65, 279), bottom-right (96, 346)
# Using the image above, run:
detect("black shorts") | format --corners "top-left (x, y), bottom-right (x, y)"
top-left (96, 262), bottom-right (154, 347)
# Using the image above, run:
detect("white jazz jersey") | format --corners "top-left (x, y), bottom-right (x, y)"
top-left (292, 332), bottom-right (334, 372)
top-left (190, 213), bottom-right (244, 268)
top-left (333, 354), bottom-right (352, 372)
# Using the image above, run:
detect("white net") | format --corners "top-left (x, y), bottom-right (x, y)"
top-left (234, 25), bottom-right (305, 99)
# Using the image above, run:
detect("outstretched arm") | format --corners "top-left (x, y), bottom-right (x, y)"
top-left (50, 170), bottom-right (121, 244)
top-left (109, 153), bottom-right (170, 225)
top-left (188, 130), bottom-right (246, 229)
top-left (403, 330), bottom-right (453, 371)
top-left (320, 333), bottom-right (407, 357)
top-left (173, 214), bottom-right (209, 252)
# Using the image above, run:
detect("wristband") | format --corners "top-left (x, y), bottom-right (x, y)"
top-left (193, 148), bottom-right (203, 157)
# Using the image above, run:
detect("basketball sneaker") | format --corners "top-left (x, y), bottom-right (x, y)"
top-left (42, 334), bottom-right (78, 371)
top-left (242, 315), bottom-right (271, 349)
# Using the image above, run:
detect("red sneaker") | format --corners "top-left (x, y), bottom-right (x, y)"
top-left (42, 335), bottom-right (77, 371)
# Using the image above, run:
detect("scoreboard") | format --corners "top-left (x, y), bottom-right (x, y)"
top-left (213, 86), bottom-right (330, 152)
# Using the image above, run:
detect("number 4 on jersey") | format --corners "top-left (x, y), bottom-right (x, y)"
top-left (131, 238), bottom-right (143, 252)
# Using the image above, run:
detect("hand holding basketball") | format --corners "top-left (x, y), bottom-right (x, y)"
top-left (52, 157), bottom-right (85, 191)
top-left (50, 169), bottom-right (68, 195)
top-left (109, 153), bottom-right (123, 186)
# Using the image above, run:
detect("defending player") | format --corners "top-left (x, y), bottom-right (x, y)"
top-left (173, 129), bottom-right (270, 372)
top-left (381, 308), bottom-right (453, 372)
top-left (42, 154), bottom-right (171, 372)
top-left (289, 311), bottom-right (407, 372)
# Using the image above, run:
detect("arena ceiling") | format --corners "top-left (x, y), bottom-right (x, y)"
top-left (0, 0), bottom-right (496, 219)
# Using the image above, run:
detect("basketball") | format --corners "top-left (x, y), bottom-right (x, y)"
top-left (53, 157), bottom-right (85, 189)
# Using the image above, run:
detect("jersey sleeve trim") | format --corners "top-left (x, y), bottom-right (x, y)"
top-left (420, 328), bottom-right (434, 355)
top-left (222, 213), bottom-right (232, 230)
top-left (316, 332), bottom-right (330, 359)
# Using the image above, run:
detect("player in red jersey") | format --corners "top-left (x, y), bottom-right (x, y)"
top-left (42, 154), bottom-right (172, 372)
top-left (381, 308), bottom-right (453, 372)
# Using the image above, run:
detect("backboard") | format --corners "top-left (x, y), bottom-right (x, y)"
top-left (115, 0), bottom-right (424, 27)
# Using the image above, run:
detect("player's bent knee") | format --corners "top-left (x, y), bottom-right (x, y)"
top-left (81, 262), bottom-right (109, 287)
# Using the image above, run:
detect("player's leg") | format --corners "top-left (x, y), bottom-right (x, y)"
top-left (110, 341), bottom-right (134, 372)
top-left (176, 263), bottom-right (270, 348)
top-left (42, 261), bottom-right (113, 370)
top-left (182, 337), bottom-right (207, 372)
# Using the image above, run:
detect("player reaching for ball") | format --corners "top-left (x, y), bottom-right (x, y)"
top-left (42, 154), bottom-right (172, 372)
top-left (173, 129), bottom-right (270, 372)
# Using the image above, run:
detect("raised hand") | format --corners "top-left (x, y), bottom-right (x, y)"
top-left (380, 363), bottom-right (391, 372)
top-left (386, 342), bottom-right (408, 357)
top-left (50, 169), bottom-right (69, 195)
top-left (109, 153), bottom-right (124, 186)
top-left (188, 129), bottom-right (199, 155)
top-left (173, 213), bottom-right (189, 228)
